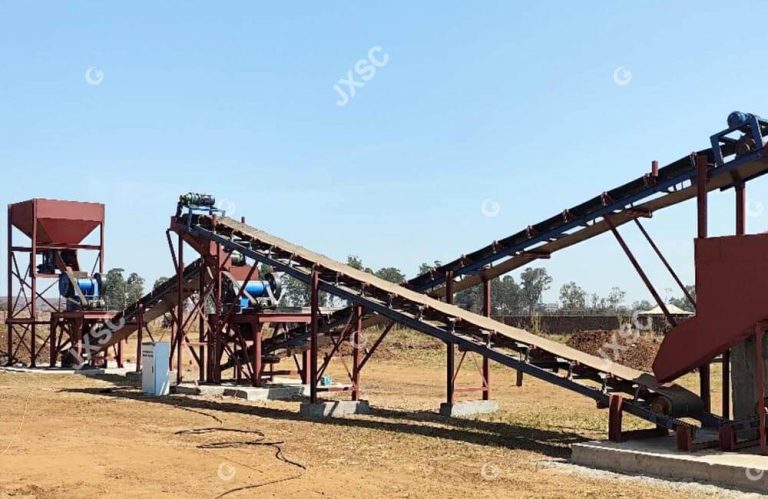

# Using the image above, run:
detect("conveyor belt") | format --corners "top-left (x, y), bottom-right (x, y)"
top-left (91, 259), bottom-right (203, 351)
top-left (177, 214), bottom-right (720, 431)
top-left (272, 134), bottom-right (768, 352)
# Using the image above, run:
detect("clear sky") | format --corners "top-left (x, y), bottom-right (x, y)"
top-left (2, 1), bottom-right (768, 305)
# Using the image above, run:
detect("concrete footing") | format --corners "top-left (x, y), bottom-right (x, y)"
top-left (300, 400), bottom-right (370, 418)
top-left (173, 382), bottom-right (303, 401)
top-left (572, 437), bottom-right (768, 493)
top-left (439, 399), bottom-right (499, 418)
top-left (0, 364), bottom-right (138, 376)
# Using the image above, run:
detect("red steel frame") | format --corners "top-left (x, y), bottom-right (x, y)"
top-left (5, 199), bottom-right (119, 367)
top-left (602, 157), bottom-right (725, 443)
top-left (166, 216), bottom-right (401, 404)
top-left (167, 219), bottom-right (318, 388)
top-left (443, 271), bottom-right (495, 406)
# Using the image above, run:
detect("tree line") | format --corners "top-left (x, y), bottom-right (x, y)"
top-left (91, 259), bottom-right (695, 315)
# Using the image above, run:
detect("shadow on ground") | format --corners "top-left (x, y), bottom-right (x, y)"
top-left (63, 379), bottom-right (587, 458)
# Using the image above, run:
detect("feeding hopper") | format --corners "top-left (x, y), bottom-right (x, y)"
top-left (9, 199), bottom-right (104, 245)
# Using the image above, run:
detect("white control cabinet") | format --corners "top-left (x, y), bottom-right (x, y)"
top-left (141, 342), bottom-right (170, 396)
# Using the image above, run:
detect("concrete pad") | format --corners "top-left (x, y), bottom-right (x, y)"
top-left (572, 436), bottom-right (768, 493)
top-left (172, 382), bottom-right (303, 401)
top-left (439, 399), bottom-right (499, 418)
top-left (0, 364), bottom-right (138, 376)
top-left (223, 384), bottom-right (304, 401)
top-left (300, 400), bottom-right (370, 418)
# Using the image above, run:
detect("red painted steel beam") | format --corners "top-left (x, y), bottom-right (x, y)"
top-left (6, 205), bottom-right (12, 366)
top-left (445, 271), bottom-right (455, 405)
top-left (176, 233), bottom-right (184, 385)
top-left (633, 219), bottom-right (695, 308)
top-left (482, 277), bottom-right (492, 400)
top-left (352, 304), bottom-right (363, 401)
top-left (757, 322), bottom-right (767, 454)
top-left (696, 153), bottom-right (711, 413)
top-left (606, 216), bottom-right (676, 327)
top-left (310, 268), bottom-right (320, 403)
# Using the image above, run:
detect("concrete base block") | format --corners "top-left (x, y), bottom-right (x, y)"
top-left (223, 385), bottom-right (304, 401)
top-left (172, 382), bottom-right (303, 400)
top-left (572, 437), bottom-right (768, 493)
top-left (300, 400), bottom-right (370, 418)
top-left (439, 399), bottom-right (499, 418)
top-left (0, 364), bottom-right (138, 376)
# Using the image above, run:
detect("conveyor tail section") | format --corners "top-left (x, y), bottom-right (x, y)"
top-left (177, 215), bottom-right (716, 431)
top-left (90, 259), bottom-right (203, 352)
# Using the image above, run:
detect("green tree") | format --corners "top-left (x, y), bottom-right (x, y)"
top-left (559, 281), bottom-right (587, 313)
top-left (632, 299), bottom-right (653, 312)
top-left (125, 273), bottom-right (145, 305)
top-left (347, 255), bottom-right (373, 273)
top-left (606, 286), bottom-right (626, 312)
top-left (103, 268), bottom-right (126, 310)
top-left (418, 260), bottom-right (442, 276)
top-left (281, 276), bottom-right (330, 307)
top-left (520, 267), bottom-right (552, 313)
top-left (492, 275), bottom-right (522, 315)
top-left (669, 285), bottom-right (696, 312)
top-left (153, 277), bottom-right (169, 289)
top-left (374, 266), bottom-right (406, 284)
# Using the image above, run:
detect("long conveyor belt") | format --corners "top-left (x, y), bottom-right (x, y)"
top-left (177, 214), bottom-right (722, 433)
top-left (269, 120), bottom-right (768, 354)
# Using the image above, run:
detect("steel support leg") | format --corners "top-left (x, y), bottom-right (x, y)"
top-left (608, 394), bottom-right (623, 442)
top-left (49, 320), bottom-right (57, 367)
top-left (696, 153), bottom-right (711, 412)
top-left (445, 271), bottom-right (455, 405)
top-left (310, 268), bottom-right (319, 404)
top-left (724, 182), bottom-right (747, 420)
top-left (756, 322), bottom-right (767, 455)
top-left (482, 277), bottom-right (492, 400)
top-left (352, 304), bottom-right (363, 401)
top-left (176, 233), bottom-right (184, 386)
top-left (6, 205), bottom-right (12, 366)
top-left (136, 305), bottom-right (144, 373)
top-left (253, 326), bottom-right (263, 387)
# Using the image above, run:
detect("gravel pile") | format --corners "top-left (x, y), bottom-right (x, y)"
top-left (566, 329), bottom-right (661, 371)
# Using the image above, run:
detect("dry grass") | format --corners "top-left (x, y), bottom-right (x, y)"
top-left (0, 327), bottom-right (734, 499)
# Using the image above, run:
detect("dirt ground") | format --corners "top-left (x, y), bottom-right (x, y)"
top-left (0, 329), bottom-right (740, 498)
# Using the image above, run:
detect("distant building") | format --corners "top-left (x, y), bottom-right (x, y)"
top-left (536, 302), bottom-right (559, 314)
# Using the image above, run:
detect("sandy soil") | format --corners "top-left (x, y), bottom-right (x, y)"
top-left (0, 331), bottom-right (740, 498)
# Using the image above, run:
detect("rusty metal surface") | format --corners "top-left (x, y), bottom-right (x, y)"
top-left (654, 234), bottom-right (768, 382)
top-left (215, 216), bottom-right (704, 413)
top-left (92, 259), bottom-right (203, 351)
top-left (9, 198), bottom-right (104, 245)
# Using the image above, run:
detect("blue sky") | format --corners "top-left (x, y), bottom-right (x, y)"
top-left (2, 1), bottom-right (768, 305)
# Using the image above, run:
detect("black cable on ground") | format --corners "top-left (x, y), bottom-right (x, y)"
top-left (172, 405), bottom-right (307, 498)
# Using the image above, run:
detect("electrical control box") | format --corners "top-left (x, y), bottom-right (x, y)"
top-left (141, 342), bottom-right (170, 396)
